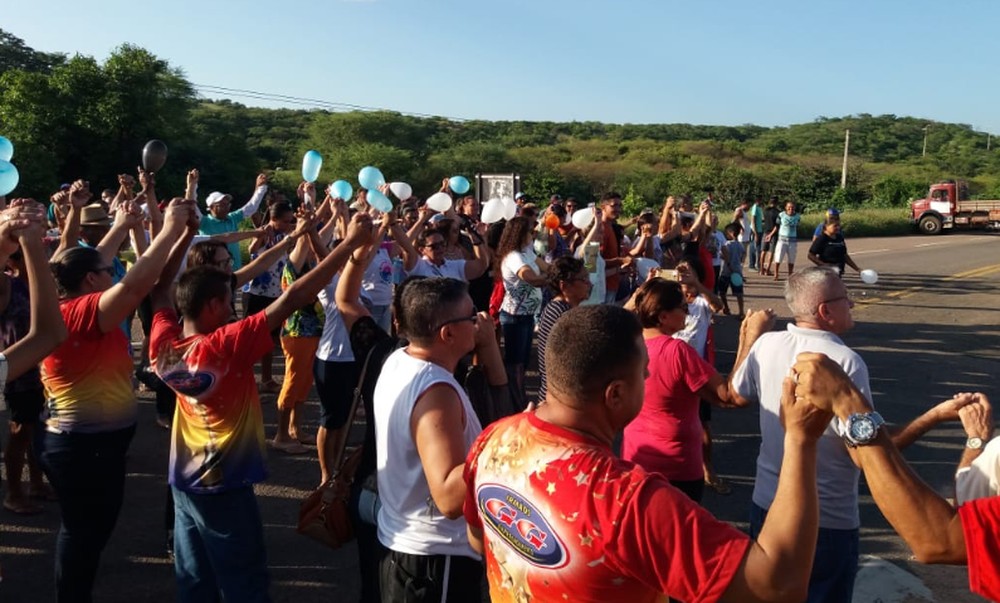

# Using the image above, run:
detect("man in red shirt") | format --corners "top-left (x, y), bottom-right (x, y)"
top-left (464, 304), bottom-right (836, 603)
top-left (791, 354), bottom-right (1000, 602)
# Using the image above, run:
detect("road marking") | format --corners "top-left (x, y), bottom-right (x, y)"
top-left (851, 248), bottom-right (890, 256)
top-left (857, 262), bottom-right (1000, 305)
top-left (916, 241), bottom-right (948, 247)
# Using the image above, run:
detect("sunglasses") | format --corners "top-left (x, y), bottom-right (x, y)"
top-left (424, 242), bottom-right (445, 250)
top-left (436, 313), bottom-right (478, 330)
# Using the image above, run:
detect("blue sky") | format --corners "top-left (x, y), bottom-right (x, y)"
top-left (6, 0), bottom-right (1000, 133)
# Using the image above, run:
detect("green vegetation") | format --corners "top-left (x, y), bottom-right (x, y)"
top-left (3, 29), bottom-right (999, 224)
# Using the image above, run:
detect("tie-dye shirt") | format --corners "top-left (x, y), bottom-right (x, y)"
top-left (150, 309), bottom-right (274, 493)
top-left (41, 293), bottom-right (136, 433)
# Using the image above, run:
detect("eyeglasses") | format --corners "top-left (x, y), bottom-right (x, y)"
top-left (214, 257), bottom-right (235, 268)
top-left (436, 313), bottom-right (479, 330)
top-left (820, 295), bottom-right (850, 306)
top-left (424, 242), bottom-right (445, 250)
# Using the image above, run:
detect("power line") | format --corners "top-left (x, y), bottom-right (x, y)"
top-left (191, 83), bottom-right (470, 122)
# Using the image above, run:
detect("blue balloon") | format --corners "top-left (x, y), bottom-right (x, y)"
top-left (0, 136), bottom-right (13, 162)
top-left (358, 166), bottom-right (385, 191)
top-left (0, 160), bottom-right (19, 197)
top-left (331, 180), bottom-right (353, 201)
top-left (301, 150), bottom-right (323, 183)
top-left (367, 189), bottom-right (393, 213)
top-left (449, 175), bottom-right (470, 195)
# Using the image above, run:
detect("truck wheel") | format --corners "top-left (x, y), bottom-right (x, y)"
top-left (918, 215), bottom-right (942, 235)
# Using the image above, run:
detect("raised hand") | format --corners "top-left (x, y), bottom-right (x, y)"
top-left (162, 198), bottom-right (194, 235)
top-left (958, 394), bottom-right (993, 441)
top-left (779, 375), bottom-right (834, 443)
top-left (344, 212), bottom-right (375, 248)
top-left (929, 392), bottom-right (977, 423)
top-left (186, 169), bottom-right (200, 187)
top-left (137, 166), bottom-right (155, 191)
top-left (742, 308), bottom-right (776, 340)
top-left (69, 180), bottom-right (92, 208)
top-left (792, 352), bottom-right (872, 416)
top-left (0, 200), bottom-right (45, 255)
top-left (255, 173), bottom-right (268, 188)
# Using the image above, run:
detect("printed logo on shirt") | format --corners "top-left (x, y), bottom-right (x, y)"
top-left (160, 369), bottom-right (216, 398)
top-left (478, 483), bottom-right (568, 568)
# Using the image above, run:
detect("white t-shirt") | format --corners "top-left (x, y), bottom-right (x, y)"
top-left (500, 249), bottom-right (543, 316)
top-left (956, 438), bottom-right (1000, 504)
top-left (408, 257), bottom-right (467, 281)
top-left (315, 274), bottom-right (355, 363)
top-left (374, 348), bottom-right (482, 558)
top-left (361, 245), bottom-right (394, 307)
top-left (710, 231), bottom-right (726, 267)
top-left (731, 324), bottom-right (873, 530)
top-left (674, 296), bottom-right (712, 359)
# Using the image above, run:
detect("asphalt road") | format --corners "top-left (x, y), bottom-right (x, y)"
top-left (1, 231), bottom-right (998, 602)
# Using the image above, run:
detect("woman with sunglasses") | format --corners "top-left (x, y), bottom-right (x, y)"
top-left (622, 277), bottom-right (746, 504)
top-left (41, 197), bottom-right (195, 601)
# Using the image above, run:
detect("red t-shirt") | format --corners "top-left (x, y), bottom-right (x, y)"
top-left (623, 335), bottom-right (715, 481)
top-left (150, 309), bottom-right (273, 493)
top-left (959, 495), bottom-right (1000, 600)
top-left (464, 412), bottom-right (749, 603)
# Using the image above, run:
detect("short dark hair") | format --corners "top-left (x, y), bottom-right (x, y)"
top-left (176, 266), bottom-right (231, 319)
top-left (187, 240), bottom-right (231, 269)
top-left (418, 230), bottom-right (444, 248)
top-left (269, 201), bottom-right (294, 221)
top-left (601, 192), bottom-right (622, 203)
top-left (724, 222), bottom-right (742, 238)
top-left (545, 305), bottom-right (643, 404)
top-left (632, 278), bottom-right (684, 328)
top-left (547, 256), bottom-right (585, 292)
top-left (398, 277), bottom-right (468, 345)
top-left (50, 246), bottom-right (103, 297)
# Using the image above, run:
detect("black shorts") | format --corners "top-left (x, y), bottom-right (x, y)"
top-left (699, 399), bottom-right (712, 423)
top-left (7, 389), bottom-right (45, 425)
top-left (379, 548), bottom-right (482, 603)
top-left (313, 358), bottom-right (359, 429)
top-left (244, 293), bottom-right (280, 339)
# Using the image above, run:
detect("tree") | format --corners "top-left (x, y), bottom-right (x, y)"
top-left (0, 29), bottom-right (65, 76)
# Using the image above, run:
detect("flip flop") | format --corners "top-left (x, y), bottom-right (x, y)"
top-left (4, 498), bottom-right (43, 515)
top-left (269, 440), bottom-right (308, 455)
top-left (705, 477), bottom-right (732, 495)
top-left (293, 434), bottom-right (316, 446)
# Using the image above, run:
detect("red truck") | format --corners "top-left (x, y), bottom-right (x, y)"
top-left (910, 180), bottom-right (1000, 234)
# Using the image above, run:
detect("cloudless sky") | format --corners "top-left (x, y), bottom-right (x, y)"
top-left (6, 0), bottom-right (1000, 133)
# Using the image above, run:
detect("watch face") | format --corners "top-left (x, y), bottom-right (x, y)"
top-left (968, 437), bottom-right (984, 450)
top-left (850, 417), bottom-right (875, 441)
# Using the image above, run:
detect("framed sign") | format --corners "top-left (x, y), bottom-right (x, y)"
top-left (476, 173), bottom-right (520, 203)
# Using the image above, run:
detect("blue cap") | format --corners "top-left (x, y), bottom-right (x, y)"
top-left (826, 208), bottom-right (840, 217)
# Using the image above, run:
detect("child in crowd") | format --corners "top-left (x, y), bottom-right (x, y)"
top-left (719, 222), bottom-right (746, 317)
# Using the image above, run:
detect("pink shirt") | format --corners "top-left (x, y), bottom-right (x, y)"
top-left (623, 335), bottom-right (714, 481)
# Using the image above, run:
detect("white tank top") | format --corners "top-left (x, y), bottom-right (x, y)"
top-left (374, 348), bottom-right (483, 558)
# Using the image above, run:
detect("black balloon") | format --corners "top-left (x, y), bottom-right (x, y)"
top-left (142, 139), bottom-right (168, 172)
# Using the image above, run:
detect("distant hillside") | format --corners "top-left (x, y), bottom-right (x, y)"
top-left (3, 28), bottom-right (998, 212)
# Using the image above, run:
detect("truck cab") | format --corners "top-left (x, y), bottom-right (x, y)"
top-left (911, 180), bottom-right (1000, 234)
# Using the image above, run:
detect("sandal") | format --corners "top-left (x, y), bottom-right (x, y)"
top-left (4, 497), bottom-right (43, 515)
top-left (705, 477), bottom-right (732, 495)
top-left (269, 440), bottom-right (308, 455)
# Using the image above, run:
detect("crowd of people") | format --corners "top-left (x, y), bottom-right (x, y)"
top-left (0, 169), bottom-right (996, 603)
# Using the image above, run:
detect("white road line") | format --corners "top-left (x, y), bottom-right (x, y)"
top-left (851, 249), bottom-right (890, 255)
top-left (916, 241), bottom-right (948, 247)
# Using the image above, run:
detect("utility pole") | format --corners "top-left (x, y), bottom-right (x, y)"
top-left (841, 129), bottom-right (850, 189)
top-left (922, 125), bottom-right (929, 158)
top-left (989, 133), bottom-right (992, 151)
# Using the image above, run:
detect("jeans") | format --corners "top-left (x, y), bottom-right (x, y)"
top-left (750, 503), bottom-right (859, 603)
top-left (40, 425), bottom-right (136, 603)
top-left (499, 312), bottom-right (534, 410)
top-left (172, 485), bottom-right (271, 603)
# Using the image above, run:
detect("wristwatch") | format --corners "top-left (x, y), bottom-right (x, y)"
top-left (966, 437), bottom-right (986, 450)
top-left (842, 412), bottom-right (885, 447)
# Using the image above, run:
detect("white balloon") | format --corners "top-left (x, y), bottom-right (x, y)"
top-left (571, 207), bottom-right (595, 230)
top-left (501, 196), bottom-right (517, 220)
top-left (389, 182), bottom-right (412, 201)
top-left (481, 199), bottom-right (505, 224)
top-left (426, 192), bottom-right (453, 213)
top-left (860, 269), bottom-right (879, 285)
top-left (634, 258), bottom-right (659, 281)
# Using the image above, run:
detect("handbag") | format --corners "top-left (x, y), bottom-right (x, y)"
top-left (296, 346), bottom-right (378, 549)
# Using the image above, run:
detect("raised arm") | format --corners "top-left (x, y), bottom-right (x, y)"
top-left (139, 167), bottom-right (163, 240)
top-left (727, 309), bottom-right (777, 407)
top-left (264, 213), bottom-right (374, 331)
top-left (336, 240), bottom-right (375, 333)
top-left (232, 173), bottom-right (269, 220)
top-left (720, 377), bottom-right (827, 603)
top-left (150, 215), bottom-right (199, 312)
top-left (96, 199), bottom-right (194, 333)
top-left (54, 180), bottom-right (91, 257)
top-left (792, 353), bottom-right (968, 564)
top-left (463, 236), bottom-right (489, 280)
top-left (233, 231), bottom-right (297, 290)
top-left (96, 199), bottom-right (142, 265)
top-left (0, 201), bottom-right (67, 380)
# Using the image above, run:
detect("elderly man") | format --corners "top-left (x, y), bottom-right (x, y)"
top-left (196, 171), bottom-right (268, 269)
top-left (791, 355), bottom-right (999, 602)
top-left (464, 304), bottom-right (838, 603)
top-left (731, 266), bottom-right (967, 603)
